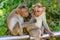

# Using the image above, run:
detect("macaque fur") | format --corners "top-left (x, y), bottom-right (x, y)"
top-left (23, 3), bottom-right (53, 40)
top-left (7, 4), bottom-right (29, 36)
top-left (7, 3), bottom-right (53, 40)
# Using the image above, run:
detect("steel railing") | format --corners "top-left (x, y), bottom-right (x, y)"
top-left (0, 31), bottom-right (60, 40)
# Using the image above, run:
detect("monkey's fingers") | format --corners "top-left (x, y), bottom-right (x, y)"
top-left (49, 32), bottom-right (54, 38)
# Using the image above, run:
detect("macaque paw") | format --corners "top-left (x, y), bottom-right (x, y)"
top-left (49, 32), bottom-right (54, 38)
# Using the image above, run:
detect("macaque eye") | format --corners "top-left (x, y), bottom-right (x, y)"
top-left (22, 6), bottom-right (26, 8)
top-left (38, 6), bottom-right (42, 8)
top-left (37, 5), bottom-right (43, 8)
top-left (19, 5), bottom-right (27, 9)
top-left (37, 10), bottom-right (40, 12)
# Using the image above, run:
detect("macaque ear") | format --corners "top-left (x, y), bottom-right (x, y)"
top-left (32, 5), bottom-right (35, 10)
top-left (32, 5), bottom-right (35, 12)
top-left (43, 7), bottom-right (46, 11)
top-left (32, 8), bottom-right (34, 11)
top-left (43, 7), bottom-right (46, 10)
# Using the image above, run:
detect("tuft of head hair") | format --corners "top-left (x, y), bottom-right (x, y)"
top-left (32, 3), bottom-right (42, 8)
top-left (32, 3), bottom-right (43, 10)
top-left (17, 3), bottom-right (27, 9)
top-left (35, 3), bottom-right (42, 6)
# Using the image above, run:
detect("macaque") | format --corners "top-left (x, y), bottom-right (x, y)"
top-left (7, 3), bottom-right (29, 36)
top-left (7, 2), bottom-right (53, 40)
top-left (25, 3), bottom-right (53, 40)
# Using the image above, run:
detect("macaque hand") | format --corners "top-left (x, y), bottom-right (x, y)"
top-left (49, 31), bottom-right (54, 38)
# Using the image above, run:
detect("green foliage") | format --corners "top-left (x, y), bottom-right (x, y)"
top-left (0, 0), bottom-right (24, 36)
top-left (49, 37), bottom-right (56, 40)
top-left (58, 22), bottom-right (60, 27)
top-left (0, 0), bottom-right (60, 39)
top-left (0, 27), bottom-right (7, 36)
top-left (49, 21), bottom-right (60, 31)
top-left (50, 22), bottom-right (56, 27)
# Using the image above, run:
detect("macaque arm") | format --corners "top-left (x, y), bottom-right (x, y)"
top-left (22, 17), bottom-right (36, 27)
top-left (25, 14), bottom-right (36, 24)
top-left (28, 17), bottom-right (36, 23)
top-left (42, 13), bottom-right (51, 33)
top-left (8, 16), bottom-right (19, 31)
top-left (7, 10), bottom-right (17, 31)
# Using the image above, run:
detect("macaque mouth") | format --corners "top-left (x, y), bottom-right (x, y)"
top-left (34, 14), bottom-right (39, 17)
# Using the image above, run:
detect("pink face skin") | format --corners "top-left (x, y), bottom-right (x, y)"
top-left (33, 7), bottom-right (46, 17)
top-left (21, 8), bottom-right (29, 17)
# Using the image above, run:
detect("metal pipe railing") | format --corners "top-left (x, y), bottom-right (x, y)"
top-left (0, 35), bottom-right (29, 40)
top-left (0, 31), bottom-right (60, 40)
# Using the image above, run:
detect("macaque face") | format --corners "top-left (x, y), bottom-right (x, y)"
top-left (16, 6), bottom-right (29, 17)
top-left (32, 3), bottom-right (46, 17)
top-left (21, 8), bottom-right (29, 17)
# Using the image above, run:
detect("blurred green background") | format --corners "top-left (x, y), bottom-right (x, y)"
top-left (0, 0), bottom-right (60, 40)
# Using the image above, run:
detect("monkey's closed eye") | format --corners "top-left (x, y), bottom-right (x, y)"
top-left (37, 10), bottom-right (40, 12)
top-left (22, 6), bottom-right (26, 8)
top-left (19, 6), bottom-right (27, 9)
top-left (37, 6), bottom-right (43, 8)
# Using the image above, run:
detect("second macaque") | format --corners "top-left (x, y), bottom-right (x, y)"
top-left (27, 3), bottom-right (54, 40)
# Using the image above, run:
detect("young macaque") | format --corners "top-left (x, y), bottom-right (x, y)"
top-left (28, 3), bottom-right (54, 40)
top-left (7, 4), bottom-right (29, 36)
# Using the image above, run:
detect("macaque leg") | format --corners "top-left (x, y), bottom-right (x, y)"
top-left (11, 26), bottom-right (19, 35)
top-left (41, 26), bottom-right (46, 40)
top-left (19, 26), bottom-right (23, 35)
top-left (29, 29), bottom-right (42, 40)
top-left (11, 23), bottom-right (23, 36)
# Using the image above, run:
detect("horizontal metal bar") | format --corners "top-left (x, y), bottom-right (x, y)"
top-left (30, 31), bottom-right (60, 39)
top-left (0, 35), bottom-right (29, 40)
top-left (42, 31), bottom-right (60, 38)
top-left (0, 31), bottom-right (60, 40)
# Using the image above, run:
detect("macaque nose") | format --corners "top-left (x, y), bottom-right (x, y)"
top-left (35, 12), bottom-right (38, 14)
top-left (34, 13), bottom-right (40, 17)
